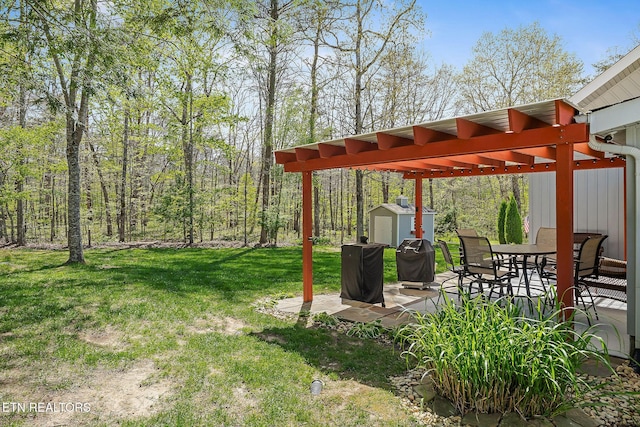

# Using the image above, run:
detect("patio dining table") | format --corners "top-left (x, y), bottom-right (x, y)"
top-left (491, 244), bottom-right (556, 297)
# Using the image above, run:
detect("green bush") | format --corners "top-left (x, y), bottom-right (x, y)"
top-left (505, 195), bottom-right (523, 244)
top-left (395, 295), bottom-right (613, 417)
top-left (312, 312), bottom-right (339, 327)
top-left (347, 320), bottom-right (385, 339)
top-left (497, 200), bottom-right (507, 244)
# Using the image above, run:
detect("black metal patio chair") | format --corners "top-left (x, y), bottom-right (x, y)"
top-left (458, 235), bottom-right (519, 300)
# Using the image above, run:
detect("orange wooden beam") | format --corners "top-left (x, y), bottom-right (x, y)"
top-left (318, 143), bottom-right (346, 158)
top-left (355, 163), bottom-right (417, 172)
top-left (344, 138), bottom-right (377, 154)
top-left (508, 108), bottom-right (549, 132)
top-left (413, 126), bottom-right (455, 145)
top-left (478, 150), bottom-right (535, 165)
top-left (377, 132), bottom-right (414, 150)
top-left (295, 147), bottom-right (320, 161)
top-left (403, 157), bottom-right (624, 179)
top-left (450, 154), bottom-right (505, 168)
top-left (281, 124), bottom-right (588, 172)
top-left (555, 99), bottom-right (577, 126)
top-left (456, 118), bottom-right (501, 139)
top-left (302, 171), bottom-right (313, 302)
top-left (275, 151), bottom-right (296, 164)
top-left (515, 147), bottom-right (557, 161)
top-left (573, 142), bottom-right (606, 159)
top-left (555, 141), bottom-right (574, 320)
top-left (374, 160), bottom-right (450, 171)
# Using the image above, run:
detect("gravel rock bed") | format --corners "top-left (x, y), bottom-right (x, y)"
top-left (390, 363), bottom-right (640, 427)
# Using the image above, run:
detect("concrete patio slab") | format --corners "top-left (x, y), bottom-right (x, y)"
top-left (273, 273), bottom-right (630, 359)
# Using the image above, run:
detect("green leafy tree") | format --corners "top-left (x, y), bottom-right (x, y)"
top-left (497, 200), bottom-right (507, 244)
top-left (505, 195), bottom-right (523, 244)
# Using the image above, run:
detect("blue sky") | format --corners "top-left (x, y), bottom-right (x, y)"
top-left (417, 0), bottom-right (640, 75)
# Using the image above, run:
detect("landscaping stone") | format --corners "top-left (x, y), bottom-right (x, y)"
top-left (525, 417), bottom-right (555, 427)
top-left (413, 383), bottom-right (437, 403)
top-left (430, 396), bottom-right (459, 418)
top-left (462, 411), bottom-right (502, 427)
top-left (562, 408), bottom-right (599, 427)
top-left (552, 414), bottom-right (586, 427)
top-left (499, 412), bottom-right (529, 427)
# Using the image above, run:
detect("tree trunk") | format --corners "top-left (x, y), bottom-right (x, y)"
top-left (66, 115), bottom-right (85, 263)
top-left (84, 162), bottom-right (92, 247)
top-left (88, 140), bottom-right (113, 236)
top-left (259, 0), bottom-right (279, 244)
top-left (16, 82), bottom-right (27, 246)
top-left (428, 178), bottom-right (434, 210)
top-left (182, 73), bottom-right (195, 245)
top-left (118, 109), bottom-right (129, 242)
top-left (511, 174), bottom-right (522, 211)
top-left (354, 1), bottom-right (364, 239)
top-left (382, 172), bottom-right (389, 203)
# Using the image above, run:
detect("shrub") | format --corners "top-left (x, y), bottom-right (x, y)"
top-left (395, 295), bottom-right (613, 417)
top-left (497, 200), bottom-right (507, 244)
top-left (312, 312), bottom-right (338, 327)
top-left (505, 195), bottom-right (523, 244)
top-left (347, 320), bottom-right (385, 339)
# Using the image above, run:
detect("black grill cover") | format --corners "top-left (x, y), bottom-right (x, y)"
top-left (340, 244), bottom-right (385, 304)
top-left (396, 239), bottom-right (435, 283)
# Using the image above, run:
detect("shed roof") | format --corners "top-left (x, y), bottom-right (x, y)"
top-left (369, 203), bottom-right (435, 215)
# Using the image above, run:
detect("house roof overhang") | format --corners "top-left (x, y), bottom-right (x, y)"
top-left (274, 99), bottom-right (625, 176)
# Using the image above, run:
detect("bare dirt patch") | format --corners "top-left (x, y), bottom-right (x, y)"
top-left (187, 316), bottom-right (248, 336)
top-left (78, 325), bottom-right (128, 350)
top-left (1, 360), bottom-right (174, 427)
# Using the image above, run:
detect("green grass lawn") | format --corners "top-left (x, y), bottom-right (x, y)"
top-left (0, 246), bottom-right (443, 426)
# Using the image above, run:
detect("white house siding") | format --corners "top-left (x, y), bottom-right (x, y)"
top-left (528, 168), bottom-right (625, 259)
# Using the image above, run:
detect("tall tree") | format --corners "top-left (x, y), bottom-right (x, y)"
top-left (250, 0), bottom-right (299, 244)
top-left (456, 22), bottom-right (584, 209)
top-left (324, 0), bottom-right (423, 238)
top-left (32, 0), bottom-right (107, 263)
top-left (457, 22), bottom-right (584, 113)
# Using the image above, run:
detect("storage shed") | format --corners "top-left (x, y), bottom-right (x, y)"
top-left (368, 196), bottom-right (436, 247)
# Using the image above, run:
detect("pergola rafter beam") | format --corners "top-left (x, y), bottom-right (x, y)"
top-left (456, 118), bottom-right (502, 139)
top-left (402, 156), bottom-right (625, 179)
top-left (376, 132), bottom-right (414, 150)
top-left (295, 147), bottom-right (320, 161)
top-left (477, 150), bottom-right (535, 165)
top-left (281, 124), bottom-right (588, 172)
top-left (345, 138), bottom-right (377, 154)
top-left (574, 142), bottom-right (606, 159)
top-left (318, 143), bottom-right (346, 158)
top-left (514, 147), bottom-right (557, 161)
top-left (413, 126), bottom-right (455, 145)
top-left (508, 108), bottom-right (550, 132)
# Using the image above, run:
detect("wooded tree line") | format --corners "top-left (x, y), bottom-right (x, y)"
top-left (0, 1), bottom-right (635, 262)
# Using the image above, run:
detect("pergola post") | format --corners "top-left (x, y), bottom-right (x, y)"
top-left (555, 141), bottom-right (574, 319)
top-left (302, 171), bottom-right (313, 302)
top-left (415, 177), bottom-right (423, 239)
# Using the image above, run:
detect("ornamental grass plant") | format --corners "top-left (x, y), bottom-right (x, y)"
top-left (395, 294), bottom-right (614, 418)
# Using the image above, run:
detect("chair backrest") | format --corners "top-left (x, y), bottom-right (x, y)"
top-left (456, 228), bottom-right (478, 237)
top-left (437, 240), bottom-right (456, 271)
top-left (459, 235), bottom-right (494, 274)
top-left (573, 232), bottom-right (603, 255)
top-left (535, 227), bottom-right (556, 247)
top-left (575, 235), bottom-right (608, 279)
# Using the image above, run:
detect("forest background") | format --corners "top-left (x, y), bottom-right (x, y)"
top-left (1, 0), bottom-right (639, 263)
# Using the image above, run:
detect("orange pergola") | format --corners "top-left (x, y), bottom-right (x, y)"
top-left (274, 99), bottom-right (625, 314)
